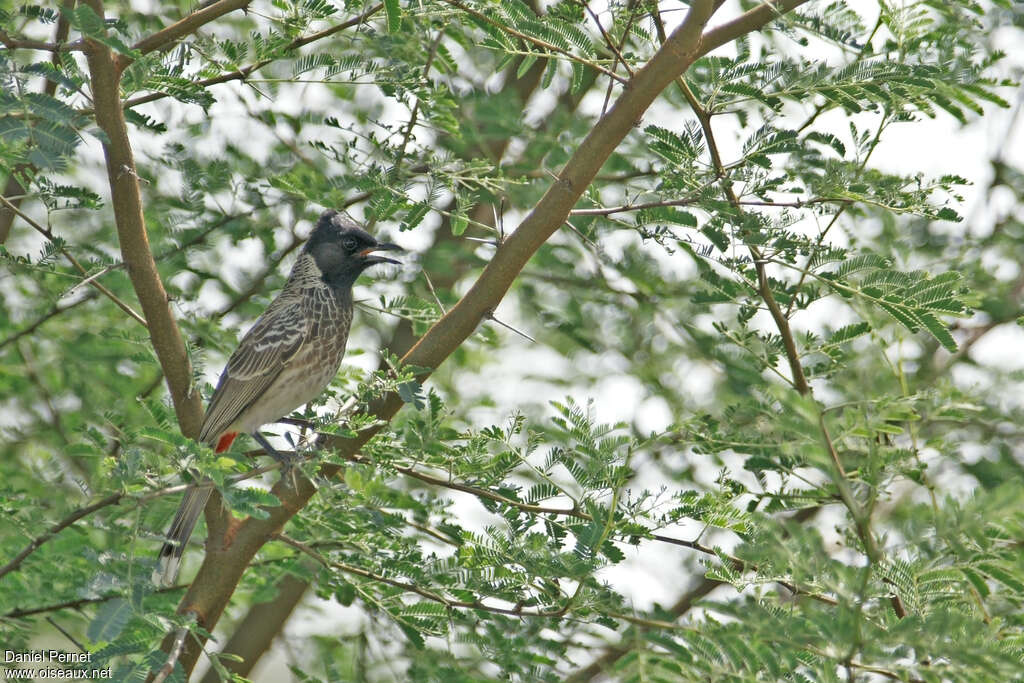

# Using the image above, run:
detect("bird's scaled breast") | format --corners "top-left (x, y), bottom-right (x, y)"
top-left (232, 299), bottom-right (353, 434)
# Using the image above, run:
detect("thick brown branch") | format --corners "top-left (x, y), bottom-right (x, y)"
top-left (123, 0), bottom-right (251, 69)
top-left (198, 573), bottom-right (309, 683)
top-left (83, 0), bottom-right (204, 439)
top-left (700, 0), bottom-right (808, 54)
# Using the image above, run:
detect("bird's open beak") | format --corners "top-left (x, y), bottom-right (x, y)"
top-left (359, 242), bottom-right (402, 266)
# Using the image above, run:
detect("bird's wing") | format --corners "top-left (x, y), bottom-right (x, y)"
top-left (198, 300), bottom-right (310, 444)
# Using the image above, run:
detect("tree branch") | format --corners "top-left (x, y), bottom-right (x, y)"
top-left (676, 78), bottom-right (811, 396)
top-left (569, 194), bottom-right (850, 216)
top-left (676, 53), bottom-right (882, 564)
top-left (83, 0), bottom-right (205, 439)
top-left (1, 2), bottom-right (75, 246)
top-left (197, 572), bottom-right (310, 683)
top-left (0, 29), bottom-right (84, 52)
top-left (0, 195), bottom-right (147, 326)
top-left (564, 506), bottom-right (823, 682)
top-left (0, 494), bottom-right (123, 581)
top-left (275, 533), bottom-right (588, 619)
top-left (0, 292), bottom-right (97, 351)
top-left (124, 0), bottom-right (251, 68)
top-left (0, 460), bottom-right (287, 585)
top-left (700, 0), bottom-right (807, 55)
top-left (440, 0), bottom-right (627, 84)
top-left (118, 5), bottom-right (383, 111)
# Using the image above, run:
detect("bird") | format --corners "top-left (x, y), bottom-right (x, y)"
top-left (155, 209), bottom-right (401, 585)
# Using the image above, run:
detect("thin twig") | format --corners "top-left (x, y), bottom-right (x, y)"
top-left (46, 616), bottom-right (87, 651)
top-left (783, 114), bottom-right (889, 317)
top-left (218, 232), bottom-right (303, 316)
top-left (152, 626), bottom-right (188, 683)
top-left (392, 31), bottom-right (445, 172)
top-left (0, 292), bottom-right (96, 351)
top-left (0, 460), bottom-right (280, 583)
top-left (569, 195), bottom-right (848, 216)
top-left (17, 341), bottom-right (70, 445)
top-left (275, 533), bottom-right (578, 618)
top-left (0, 494), bottom-right (123, 581)
top-left (422, 270), bottom-right (447, 315)
top-left (582, 1), bottom-right (634, 78)
top-left (440, 0), bottom-right (627, 84)
top-left (0, 195), bottom-right (148, 326)
top-left (0, 30), bottom-right (85, 52)
top-left (677, 68), bottom-right (882, 564)
top-left (114, 5), bottom-right (384, 112)
top-left (3, 583), bottom-right (189, 620)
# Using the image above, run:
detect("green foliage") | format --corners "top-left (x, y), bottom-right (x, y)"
top-left (1, 0), bottom-right (1023, 681)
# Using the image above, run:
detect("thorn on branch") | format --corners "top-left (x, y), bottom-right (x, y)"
top-left (483, 309), bottom-right (537, 343)
top-left (463, 236), bottom-right (501, 247)
top-left (117, 164), bottom-right (148, 183)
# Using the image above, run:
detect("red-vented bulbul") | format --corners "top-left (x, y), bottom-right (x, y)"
top-left (155, 209), bottom-right (401, 584)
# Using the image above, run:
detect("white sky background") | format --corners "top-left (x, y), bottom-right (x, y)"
top-left (5, 0), bottom-right (1024, 679)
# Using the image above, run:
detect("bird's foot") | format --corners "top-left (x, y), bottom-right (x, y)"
top-left (251, 432), bottom-right (301, 470)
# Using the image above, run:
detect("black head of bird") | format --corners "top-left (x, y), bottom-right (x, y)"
top-left (306, 209), bottom-right (402, 289)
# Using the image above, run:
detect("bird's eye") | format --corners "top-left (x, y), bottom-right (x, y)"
top-left (342, 238), bottom-right (357, 251)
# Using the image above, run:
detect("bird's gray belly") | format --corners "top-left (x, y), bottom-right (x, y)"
top-left (233, 335), bottom-right (347, 434)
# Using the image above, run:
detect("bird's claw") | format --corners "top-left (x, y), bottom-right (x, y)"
top-left (251, 432), bottom-right (302, 474)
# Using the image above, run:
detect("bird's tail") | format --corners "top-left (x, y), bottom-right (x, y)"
top-left (154, 484), bottom-right (212, 587)
top-left (154, 432), bottom-right (238, 585)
